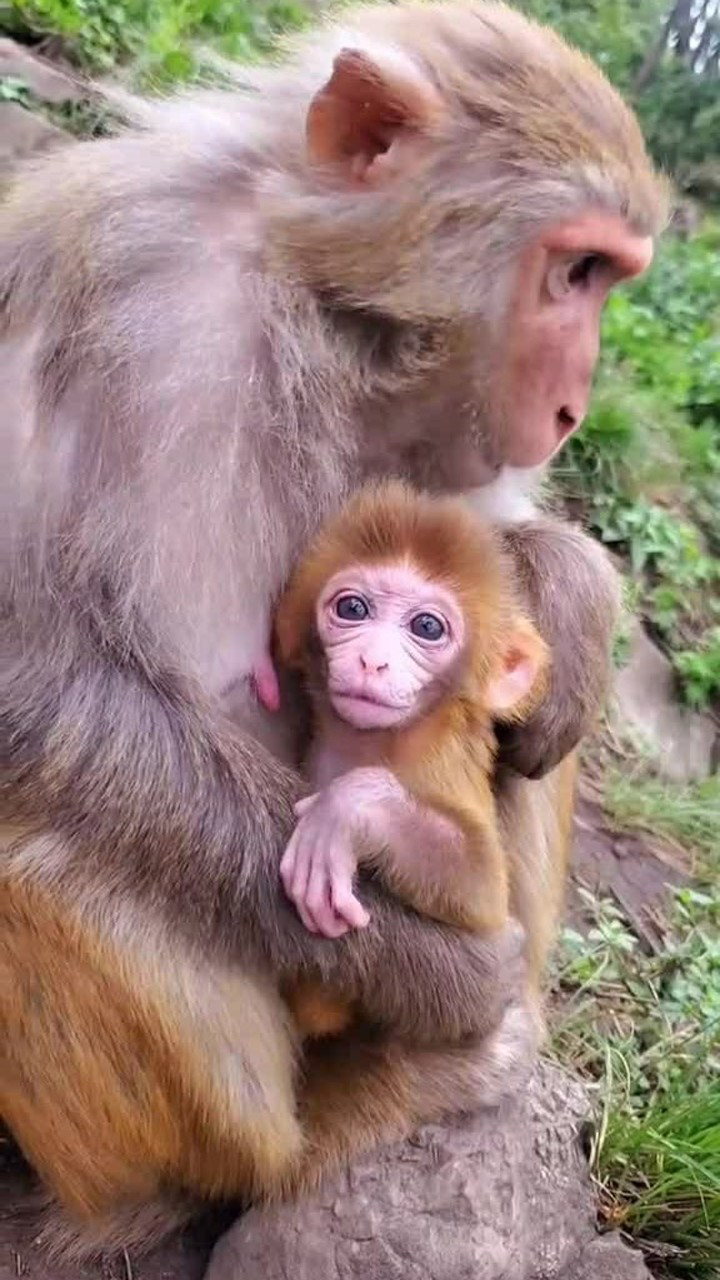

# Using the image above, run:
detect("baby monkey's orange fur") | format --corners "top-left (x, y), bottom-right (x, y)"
top-left (275, 482), bottom-right (549, 1037)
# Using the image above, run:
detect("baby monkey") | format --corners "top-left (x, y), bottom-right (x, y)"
top-left (272, 481), bottom-right (549, 1038)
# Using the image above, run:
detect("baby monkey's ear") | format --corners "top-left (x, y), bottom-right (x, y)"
top-left (485, 617), bottom-right (550, 722)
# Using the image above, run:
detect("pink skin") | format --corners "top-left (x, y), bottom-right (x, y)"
top-left (282, 768), bottom-right (467, 938)
top-left (251, 652), bottom-right (281, 713)
top-left (315, 563), bottom-right (465, 729)
top-left (279, 564), bottom-right (467, 937)
top-left (503, 214), bottom-right (654, 466)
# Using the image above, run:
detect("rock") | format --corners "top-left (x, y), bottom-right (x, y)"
top-left (614, 621), bottom-right (717, 782)
top-left (0, 102), bottom-right (67, 173)
top-left (0, 37), bottom-right (81, 104)
top-left (204, 1061), bottom-right (651, 1280)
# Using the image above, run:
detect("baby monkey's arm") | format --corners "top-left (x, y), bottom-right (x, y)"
top-left (280, 767), bottom-right (506, 939)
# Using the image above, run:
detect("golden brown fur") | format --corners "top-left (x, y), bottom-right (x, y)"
top-left (277, 484), bottom-right (549, 1036)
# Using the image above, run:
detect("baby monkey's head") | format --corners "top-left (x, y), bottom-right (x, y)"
top-left (276, 481), bottom-right (548, 731)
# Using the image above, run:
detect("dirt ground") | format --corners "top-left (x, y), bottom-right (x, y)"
top-left (0, 797), bottom-right (687, 1280)
top-left (0, 1140), bottom-right (223, 1280)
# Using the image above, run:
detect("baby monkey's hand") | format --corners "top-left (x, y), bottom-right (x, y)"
top-left (280, 769), bottom-right (396, 938)
top-left (280, 786), bottom-right (369, 938)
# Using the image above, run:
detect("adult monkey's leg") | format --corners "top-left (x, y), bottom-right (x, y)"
top-left (489, 519), bottom-right (619, 989)
top-left (0, 820), bottom-right (524, 1253)
top-left (266, 1000), bottom-right (540, 1201)
top-left (498, 757), bottom-right (579, 984)
top-left (0, 846), bottom-right (304, 1254)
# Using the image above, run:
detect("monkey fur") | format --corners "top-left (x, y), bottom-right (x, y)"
top-left (0, 0), bottom-right (663, 1255)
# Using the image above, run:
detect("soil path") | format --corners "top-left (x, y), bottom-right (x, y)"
top-left (0, 800), bottom-right (686, 1280)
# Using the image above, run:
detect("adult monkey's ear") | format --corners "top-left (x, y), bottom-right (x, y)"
top-left (306, 46), bottom-right (446, 185)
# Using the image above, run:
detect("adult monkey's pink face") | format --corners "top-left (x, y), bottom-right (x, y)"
top-left (499, 213), bottom-right (654, 466)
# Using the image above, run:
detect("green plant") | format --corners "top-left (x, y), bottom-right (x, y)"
top-left (596, 1084), bottom-right (720, 1276)
top-left (673, 629), bottom-right (720, 712)
top-left (551, 882), bottom-right (720, 1277)
top-left (584, 497), bottom-right (719, 707)
top-left (10, 0), bottom-right (311, 82)
top-left (0, 72), bottom-right (32, 103)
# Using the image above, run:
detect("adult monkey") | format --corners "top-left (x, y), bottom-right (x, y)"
top-left (0, 0), bottom-right (667, 1257)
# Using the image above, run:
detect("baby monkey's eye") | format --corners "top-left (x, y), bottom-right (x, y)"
top-left (334, 594), bottom-right (370, 622)
top-left (410, 613), bottom-right (446, 642)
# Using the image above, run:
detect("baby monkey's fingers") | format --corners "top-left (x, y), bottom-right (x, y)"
top-left (316, 888), bottom-right (352, 939)
top-left (304, 836), bottom-right (349, 938)
top-left (294, 794), bottom-right (319, 817)
top-left (331, 879), bottom-right (370, 930)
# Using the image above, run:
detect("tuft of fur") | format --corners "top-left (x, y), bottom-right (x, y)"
top-left (36, 1193), bottom-right (194, 1262)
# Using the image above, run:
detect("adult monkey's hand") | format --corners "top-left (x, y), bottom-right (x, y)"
top-left (3, 615), bottom-right (523, 1047)
top-left (494, 520), bottom-right (622, 780)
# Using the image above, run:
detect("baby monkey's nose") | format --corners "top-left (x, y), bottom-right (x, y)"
top-left (360, 654), bottom-right (389, 674)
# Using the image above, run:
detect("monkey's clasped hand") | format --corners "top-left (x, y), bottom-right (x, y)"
top-left (282, 782), bottom-right (372, 937)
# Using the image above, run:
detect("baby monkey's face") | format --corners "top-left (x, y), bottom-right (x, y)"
top-left (316, 562), bottom-right (466, 730)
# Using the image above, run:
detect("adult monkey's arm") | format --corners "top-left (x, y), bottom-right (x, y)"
top-left (494, 520), bottom-right (622, 779)
top-left (3, 580), bottom-right (522, 1047)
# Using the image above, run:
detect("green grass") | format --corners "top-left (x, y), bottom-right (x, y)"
top-left (566, 740), bottom-right (720, 1277)
top-left (596, 1083), bottom-right (720, 1276)
top-left (551, 881), bottom-right (720, 1278)
top-left (603, 770), bottom-right (720, 869)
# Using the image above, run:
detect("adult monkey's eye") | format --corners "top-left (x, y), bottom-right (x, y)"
top-left (546, 253), bottom-right (603, 299)
top-left (335, 595), bottom-right (370, 621)
top-left (410, 613), bottom-right (446, 642)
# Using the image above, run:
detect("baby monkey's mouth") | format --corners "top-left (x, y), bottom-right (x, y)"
top-left (330, 687), bottom-right (408, 710)
top-left (329, 688), bottom-right (412, 728)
